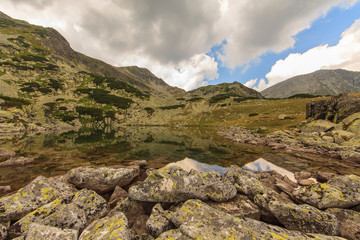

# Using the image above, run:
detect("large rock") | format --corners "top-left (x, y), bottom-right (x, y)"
top-left (24, 223), bottom-right (77, 240)
top-left (156, 229), bottom-right (190, 240)
top-left (129, 166), bottom-right (236, 203)
top-left (0, 149), bottom-right (15, 161)
top-left (108, 186), bottom-right (128, 208)
top-left (8, 189), bottom-right (109, 238)
top-left (169, 199), bottom-right (345, 240)
top-left (301, 120), bottom-right (338, 133)
top-left (326, 208), bottom-right (360, 240)
top-left (293, 175), bottom-right (360, 209)
top-left (0, 176), bottom-right (76, 222)
top-left (306, 93), bottom-right (360, 123)
top-left (79, 212), bottom-right (131, 240)
top-left (146, 203), bottom-right (173, 238)
top-left (67, 165), bottom-right (140, 194)
top-left (268, 201), bottom-right (338, 235)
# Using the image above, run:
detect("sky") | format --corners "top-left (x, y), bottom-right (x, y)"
top-left (1, 0), bottom-right (360, 91)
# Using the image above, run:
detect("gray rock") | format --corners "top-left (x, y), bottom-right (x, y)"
top-left (206, 194), bottom-right (260, 220)
top-left (109, 186), bottom-right (128, 208)
top-left (79, 212), bottom-right (131, 240)
top-left (25, 223), bottom-right (77, 240)
top-left (315, 171), bottom-right (338, 182)
top-left (108, 197), bottom-right (147, 227)
top-left (326, 208), bottom-right (360, 240)
top-left (171, 199), bottom-right (344, 240)
top-left (0, 157), bottom-right (34, 168)
top-left (129, 166), bottom-right (236, 203)
top-left (67, 165), bottom-right (140, 194)
top-left (0, 175), bottom-right (76, 222)
top-left (295, 171), bottom-right (313, 181)
top-left (298, 178), bottom-right (317, 186)
top-left (293, 175), bottom-right (360, 209)
top-left (0, 223), bottom-right (6, 240)
top-left (156, 229), bottom-right (191, 240)
top-left (0, 149), bottom-right (15, 161)
top-left (146, 204), bottom-right (173, 238)
top-left (128, 160), bottom-right (149, 168)
top-left (8, 189), bottom-right (109, 238)
top-left (269, 201), bottom-right (339, 235)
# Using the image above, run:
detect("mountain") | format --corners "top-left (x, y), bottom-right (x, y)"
top-left (188, 81), bottom-right (262, 99)
top-left (261, 69), bottom-right (360, 98)
top-left (0, 12), bottom-right (262, 130)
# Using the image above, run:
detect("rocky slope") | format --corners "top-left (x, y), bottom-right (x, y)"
top-left (261, 69), bottom-right (360, 98)
top-left (0, 158), bottom-right (359, 239)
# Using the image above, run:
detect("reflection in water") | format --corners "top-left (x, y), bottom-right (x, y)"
top-left (243, 158), bottom-right (296, 182)
top-left (0, 126), bottom-right (359, 190)
top-left (166, 157), bottom-right (229, 175)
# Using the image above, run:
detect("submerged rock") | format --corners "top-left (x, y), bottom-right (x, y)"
top-left (146, 203), bottom-right (173, 238)
top-left (79, 212), bottom-right (131, 240)
top-left (0, 157), bottom-right (34, 168)
top-left (24, 223), bottom-right (77, 240)
top-left (0, 149), bottom-right (15, 161)
top-left (67, 165), bottom-right (140, 194)
top-left (293, 175), bottom-right (360, 209)
top-left (8, 189), bottom-right (109, 238)
top-left (129, 166), bottom-right (236, 203)
top-left (0, 175), bottom-right (76, 222)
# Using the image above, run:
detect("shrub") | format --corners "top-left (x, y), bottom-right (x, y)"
top-left (144, 107), bottom-right (155, 115)
top-left (106, 78), bottom-right (148, 98)
top-left (38, 88), bottom-right (52, 94)
top-left (61, 114), bottom-right (76, 122)
top-left (20, 54), bottom-right (48, 63)
top-left (209, 93), bottom-right (239, 103)
top-left (249, 113), bottom-right (259, 117)
top-left (186, 97), bottom-right (203, 102)
top-left (0, 95), bottom-right (31, 108)
top-left (48, 79), bottom-right (62, 91)
top-left (58, 106), bottom-right (67, 111)
top-left (159, 104), bottom-right (185, 110)
top-left (43, 102), bottom-right (56, 111)
top-left (75, 106), bottom-right (103, 121)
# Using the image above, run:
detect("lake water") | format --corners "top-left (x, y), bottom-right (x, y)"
top-left (1, 126), bottom-right (359, 190)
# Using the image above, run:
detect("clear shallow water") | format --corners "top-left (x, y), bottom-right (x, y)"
top-left (0, 126), bottom-right (359, 190)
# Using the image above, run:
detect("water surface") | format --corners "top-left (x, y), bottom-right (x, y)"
top-left (1, 126), bottom-right (359, 190)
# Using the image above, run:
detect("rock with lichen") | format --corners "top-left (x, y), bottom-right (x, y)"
top-left (67, 165), bottom-right (140, 194)
top-left (156, 229), bottom-right (190, 240)
top-left (0, 175), bottom-right (76, 222)
top-left (7, 189), bottom-right (109, 238)
top-left (169, 199), bottom-right (345, 240)
top-left (129, 166), bottom-right (236, 203)
top-left (146, 203), bottom-right (173, 238)
top-left (268, 201), bottom-right (338, 235)
top-left (293, 175), bottom-right (360, 209)
top-left (0, 223), bottom-right (7, 240)
top-left (79, 212), bottom-right (131, 240)
top-left (22, 223), bottom-right (77, 240)
top-left (326, 208), bottom-right (360, 240)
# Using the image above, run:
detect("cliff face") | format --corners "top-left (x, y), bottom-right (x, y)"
top-left (261, 69), bottom-right (360, 98)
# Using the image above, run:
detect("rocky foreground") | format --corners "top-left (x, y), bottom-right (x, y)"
top-left (1, 154), bottom-right (360, 240)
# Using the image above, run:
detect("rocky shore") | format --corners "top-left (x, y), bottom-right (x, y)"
top-left (219, 94), bottom-right (360, 163)
top-left (1, 154), bottom-right (360, 240)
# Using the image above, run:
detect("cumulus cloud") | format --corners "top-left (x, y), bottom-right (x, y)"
top-left (0, 0), bottom-right (357, 90)
top-left (244, 79), bottom-right (258, 88)
top-left (260, 18), bottom-right (360, 91)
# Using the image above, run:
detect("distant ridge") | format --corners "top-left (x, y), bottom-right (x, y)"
top-left (261, 69), bottom-right (360, 98)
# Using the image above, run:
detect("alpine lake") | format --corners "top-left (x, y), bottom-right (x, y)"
top-left (1, 126), bottom-right (359, 191)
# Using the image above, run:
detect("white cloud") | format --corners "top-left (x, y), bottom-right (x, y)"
top-left (0, 0), bottom-right (358, 90)
top-left (244, 79), bottom-right (258, 88)
top-left (262, 18), bottom-right (360, 91)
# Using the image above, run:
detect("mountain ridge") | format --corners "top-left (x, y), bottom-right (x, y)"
top-left (261, 69), bottom-right (360, 98)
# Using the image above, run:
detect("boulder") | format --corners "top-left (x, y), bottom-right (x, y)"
top-left (315, 171), bottom-right (338, 183)
top-left (293, 175), bottom-right (360, 209)
top-left (206, 194), bottom-right (260, 220)
top-left (156, 229), bottom-right (190, 240)
top-left (107, 197), bottom-right (147, 228)
top-left (24, 223), bottom-right (77, 240)
top-left (129, 166), bottom-right (236, 203)
top-left (326, 208), bottom-right (360, 240)
top-left (67, 165), bottom-right (140, 194)
top-left (132, 215), bottom-right (149, 236)
top-left (298, 178), bottom-right (317, 186)
top-left (146, 203), bottom-right (173, 238)
top-left (8, 189), bottom-right (109, 238)
top-left (301, 120), bottom-right (337, 133)
top-left (268, 201), bottom-right (338, 235)
top-left (0, 149), bottom-right (15, 161)
top-left (108, 186), bottom-right (128, 208)
top-left (0, 175), bottom-right (76, 222)
top-left (170, 199), bottom-right (344, 239)
top-left (0, 157), bottom-right (34, 168)
top-left (79, 212), bottom-right (131, 240)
